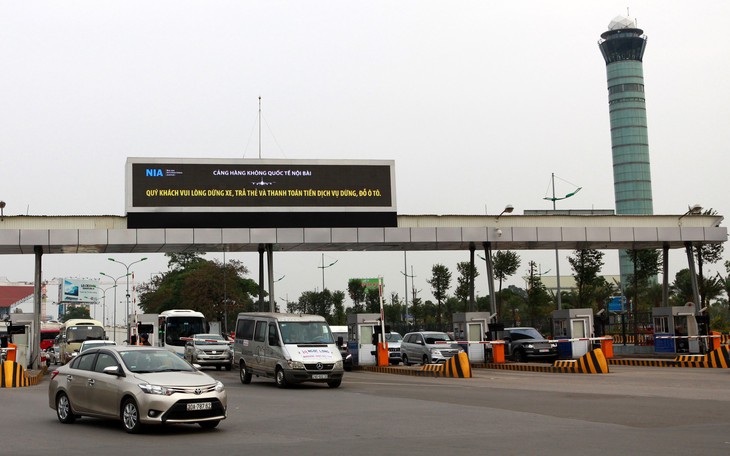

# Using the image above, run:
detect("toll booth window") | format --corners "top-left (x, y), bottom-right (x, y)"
top-left (654, 317), bottom-right (668, 333)
top-left (554, 320), bottom-right (567, 337)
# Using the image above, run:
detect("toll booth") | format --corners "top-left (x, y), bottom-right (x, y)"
top-left (652, 306), bottom-right (700, 354)
top-left (452, 312), bottom-right (492, 363)
top-left (552, 309), bottom-right (593, 359)
top-left (346, 313), bottom-right (380, 366)
top-left (8, 313), bottom-right (36, 368)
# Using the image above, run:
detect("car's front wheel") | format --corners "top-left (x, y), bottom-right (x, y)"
top-left (122, 398), bottom-right (143, 434)
top-left (327, 379), bottom-right (342, 388)
top-left (56, 392), bottom-right (76, 424)
top-left (275, 367), bottom-right (289, 388)
top-left (422, 355), bottom-right (430, 365)
top-left (199, 420), bottom-right (220, 429)
top-left (515, 348), bottom-right (527, 363)
top-left (402, 353), bottom-right (409, 365)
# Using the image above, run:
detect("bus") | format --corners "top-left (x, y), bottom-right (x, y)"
top-left (157, 309), bottom-right (208, 358)
top-left (40, 322), bottom-right (62, 351)
top-left (58, 318), bottom-right (105, 364)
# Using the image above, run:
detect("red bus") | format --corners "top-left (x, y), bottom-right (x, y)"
top-left (40, 324), bottom-right (61, 350)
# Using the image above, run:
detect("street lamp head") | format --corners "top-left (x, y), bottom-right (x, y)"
top-left (679, 203), bottom-right (704, 221)
top-left (496, 204), bottom-right (515, 221)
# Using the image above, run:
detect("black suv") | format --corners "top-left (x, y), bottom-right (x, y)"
top-left (503, 327), bottom-right (558, 362)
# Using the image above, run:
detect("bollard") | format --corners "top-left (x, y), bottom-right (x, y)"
top-left (492, 342), bottom-right (505, 363)
top-left (376, 342), bottom-right (389, 367)
top-left (711, 331), bottom-right (721, 351)
top-left (600, 338), bottom-right (614, 359)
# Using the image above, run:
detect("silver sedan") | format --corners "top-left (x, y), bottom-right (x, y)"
top-left (48, 346), bottom-right (226, 433)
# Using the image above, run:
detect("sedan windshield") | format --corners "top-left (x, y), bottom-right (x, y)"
top-left (120, 350), bottom-right (195, 373)
top-left (192, 334), bottom-right (227, 346)
top-left (508, 328), bottom-right (545, 340)
top-left (424, 333), bottom-right (453, 344)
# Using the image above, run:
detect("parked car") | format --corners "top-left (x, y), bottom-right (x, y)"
top-left (329, 326), bottom-right (352, 371)
top-left (183, 333), bottom-right (233, 371)
top-left (48, 346), bottom-right (226, 433)
top-left (384, 332), bottom-right (403, 365)
top-left (46, 346), bottom-right (61, 365)
top-left (400, 331), bottom-right (463, 365)
top-left (502, 327), bottom-right (558, 362)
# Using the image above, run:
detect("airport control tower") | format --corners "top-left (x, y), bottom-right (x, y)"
top-left (598, 15), bottom-right (654, 284)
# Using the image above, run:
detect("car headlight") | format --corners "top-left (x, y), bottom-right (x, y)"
top-left (138, 383), bottom-right (173, 396)
top-left (550, 343), bottom-right (558, 348)
top-left (287, 360), bottom-right (305, 369)
top-left (195, 349), bottom-right (205, 356)
top-left (215, 381), bottom-right (225, 393)
top-left (524, 344), bottom-right (534, 349)
top-left (430, 349), bottom-right (442, 356)
top-left (334, 360), bottom-right (343, 368)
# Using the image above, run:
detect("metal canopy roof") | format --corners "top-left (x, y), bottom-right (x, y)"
top-left (0, 214), bottom-right (725, 255)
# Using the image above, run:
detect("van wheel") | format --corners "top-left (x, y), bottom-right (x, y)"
top-left (327, 379), bottom-right (342, 388)
top-left (275, 367), bottom-right (289, 388)
top-left (239, 364), bottom-right (252, 384)
top-left (225, 363), bottom-right (232, 371)
top-left (402, 354), bottom-right (409, 366)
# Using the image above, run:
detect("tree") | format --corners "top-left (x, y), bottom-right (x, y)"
top-left (364, 287), bottom-right (381, 314)
top-left (693, 210), bottom-right (725, 306)
top-left (568, 249), bottom-right (604, 308)
top-left (61, 305), bottom-right (90, 322)
top-left (525, 261), bottom-right (552, 328)
top-left (138, 253), bottom-right (258, 330)
top-left (492, 251), bottom-right (521, 320)
top-left (455, 261), bottom-right (479, 306)
top-left (347, 279), bottom-right (366, 313)
top-left (427, 264), bottom-right (451, 328)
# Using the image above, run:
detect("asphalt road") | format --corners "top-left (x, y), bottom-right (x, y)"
top-left (2, 364), bottom-right (729, 456)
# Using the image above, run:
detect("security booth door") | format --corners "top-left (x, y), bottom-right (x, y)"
top-left (674, 316), bottom-right (689, 353)
top-left (467, 322), bottom-right (484, 363)
top-left (358, 325), bottom-right (376, 366)
top-left (572, 319), bottom-right (589, 358)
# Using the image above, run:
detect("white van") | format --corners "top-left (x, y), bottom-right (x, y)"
top-left (234, 312), bottom-right (344, 388)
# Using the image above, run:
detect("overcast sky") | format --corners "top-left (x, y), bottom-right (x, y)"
top-left (2, 1), bottom-right (729, 320)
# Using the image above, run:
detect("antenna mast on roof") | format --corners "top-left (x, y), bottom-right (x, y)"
top-left (258, 96), bottom-right (262, 159)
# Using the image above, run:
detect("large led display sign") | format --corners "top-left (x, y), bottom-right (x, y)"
top-left (125, 158), bottom-right (397, 228)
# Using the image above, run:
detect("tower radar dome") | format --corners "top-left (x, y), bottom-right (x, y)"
top-left (608, 15), bottom-right (637, 30)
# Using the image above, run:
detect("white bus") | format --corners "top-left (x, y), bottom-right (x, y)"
top-left (156, 309), bottom-right (208, 358)
top-left (58, 318), bottom-right (105, 364)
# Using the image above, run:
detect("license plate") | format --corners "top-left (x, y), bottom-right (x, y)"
top-left (312, 374), bottom-right (328, 380)
top-left (539, 349), bottom-right (549, 353)
top-left (187, 402), bottom-right (212, 411)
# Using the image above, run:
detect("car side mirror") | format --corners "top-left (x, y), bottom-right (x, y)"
top-left (103, 365), bottom-right (124, 377)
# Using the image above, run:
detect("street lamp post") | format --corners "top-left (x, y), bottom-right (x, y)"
top-left (98, 285), bottom-right (116, 329)
top-left (318, 254), bottom-right (338, 291)
top-left (543, 173), bottom-right (581, 310)
top-left (108, 257), bottom-right (148, 343)
top-left (100, 272), bottom-right (129, 343)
